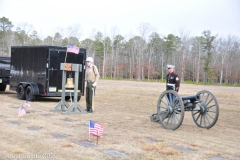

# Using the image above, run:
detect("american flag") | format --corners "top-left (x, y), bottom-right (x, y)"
top-left (89, 120), bottom-right (104, 137)
top-left (18, 105), bottom-right (26, 117)
top-left (67, 44), bottom-right (79, 54)
top-left (24, 101), bottom-right (31, 107)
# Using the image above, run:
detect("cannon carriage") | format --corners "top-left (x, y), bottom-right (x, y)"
top-left (150, 90), bottom-right (219, 130)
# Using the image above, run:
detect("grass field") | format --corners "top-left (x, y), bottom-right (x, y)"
top-left (0, 80), bottom-right (240, 160)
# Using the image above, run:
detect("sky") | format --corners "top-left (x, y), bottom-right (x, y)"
top-left (0, 0), bottom-right (240, 40)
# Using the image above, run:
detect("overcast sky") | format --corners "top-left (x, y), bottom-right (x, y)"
top-left (0, 0), bottom-right (239, 40)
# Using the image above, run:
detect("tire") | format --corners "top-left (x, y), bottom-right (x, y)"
top-left (65, 96), bottom-right (80, 102)
top-left (0, 84), bottom-right (7, 91)
top-left (70, 96), bottom-right (81, 102)
top-left (65, 96), bottom-right (71, 101)
top-left (25, 86), bottom-right (36, 101)
top-left (17, 85), bottom-right (26, 100)
top-left (73, 96), bottom-right (81, 102)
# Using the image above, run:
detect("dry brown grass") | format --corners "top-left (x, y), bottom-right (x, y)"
top-left (140, 140), bottom-right (180, 155)
top-left (0, 80), bottom-right (240, 160)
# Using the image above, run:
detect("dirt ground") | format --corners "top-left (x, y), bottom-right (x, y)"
top-left (0, 80), bottom-right (240, 160)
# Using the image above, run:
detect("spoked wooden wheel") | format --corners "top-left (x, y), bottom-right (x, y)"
top-left (192, 90), bottom-right (219, 129)
top-left (157, 90), bottom-right (184, 130)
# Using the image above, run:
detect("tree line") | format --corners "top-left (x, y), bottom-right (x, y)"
top-left (0, 17), bottom-right (240, 85)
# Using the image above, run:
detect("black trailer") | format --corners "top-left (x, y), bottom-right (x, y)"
top-left (10, 46), bottom-right (86, 101)
top-left (0, 57), bottom-right (10, 91)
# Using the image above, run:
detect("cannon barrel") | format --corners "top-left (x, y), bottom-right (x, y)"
top-left (181, 95), bottom-right (200, 104)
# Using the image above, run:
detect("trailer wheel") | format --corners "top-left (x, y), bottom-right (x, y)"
top-left (0, 84), bottom-right (7, 91)
top-left (26, 86), bottom-right (36, 101)
top-left (71, 96), bottom-right (81, 102)
top-left (17, 85), bottom-right (25, 100)
top-left (64, 96), bottom-right (80, 102)
top-left (65, 96), bottom-right (71, 101)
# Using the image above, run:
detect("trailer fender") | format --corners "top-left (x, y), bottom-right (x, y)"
top-left (17, 82), bottom-right (28, 90)
top-left (36, 83), bottom-right (44, 95)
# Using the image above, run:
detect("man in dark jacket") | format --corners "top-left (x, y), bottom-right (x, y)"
top-left (166, 64), bottom-right (180, 92)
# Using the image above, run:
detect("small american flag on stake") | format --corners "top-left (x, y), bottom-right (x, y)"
top-left (89, 120), bottom-right (104, 137)
top-left (24, 101), bottom-right (31, 107)
top-left (18, 105), bottom-right (26, 117)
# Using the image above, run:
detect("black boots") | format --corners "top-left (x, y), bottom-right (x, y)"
top-left (85, 109), bottom-right (93, 113)
top-left (87, 109), bottom-right (93, 113)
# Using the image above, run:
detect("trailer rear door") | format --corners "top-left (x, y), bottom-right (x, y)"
top-left (48, 49), bottom-right (85, 94)
top-left (48, 50), bottom-right (61, 93)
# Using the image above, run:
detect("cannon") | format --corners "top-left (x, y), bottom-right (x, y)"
top-left (150, 90), bottom-right (219, 130)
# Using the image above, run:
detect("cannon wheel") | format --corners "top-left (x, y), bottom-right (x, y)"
top-left (191, 90), bottom-right (219, 129)
top-left (157, 90), bottom-right (185, 130)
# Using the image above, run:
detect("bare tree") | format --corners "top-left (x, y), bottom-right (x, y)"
top-left (192, 36), bottom-right (204, 82)
top-left (178, 28), bottom-right (191, 82)
top-left (0, 17), bottom-right (14, 55)
top-left (49, 27), bottom-right (65, 46)
top-left (225, 36), bottom-right (240, 84)
top-left (214, 38), bottom-right (228, 85)
top-left (148, 32), bottom-right (163, 81)
top-left (137, 22), bottom-right (151, 80)
top-left (66, 24), bottom-right (82, 40)
top-left (110, 26), bottom-right (118, 79)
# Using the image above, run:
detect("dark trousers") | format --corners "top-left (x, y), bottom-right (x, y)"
top-left (86, 82), bottom-right (95, 110)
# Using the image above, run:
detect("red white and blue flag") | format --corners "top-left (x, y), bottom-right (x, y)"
top-left (67, 44), bottom-right (79, 54)
top-left (24, 101), bottom-right (31, 107)
top-left (89, 120), bottom-right (104, 137)
top-left (18, 105), bottom-right (26, 117)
